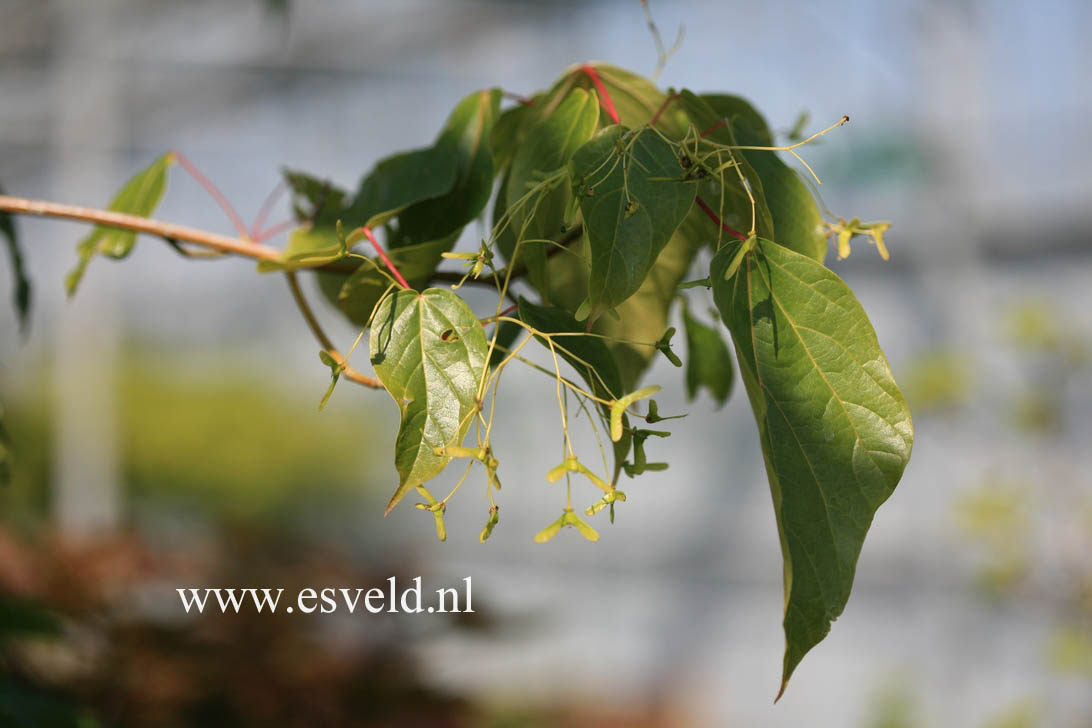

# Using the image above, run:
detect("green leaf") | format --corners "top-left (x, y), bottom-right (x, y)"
top-left (397, 89), bottom-right (502, 245)
top-left (710, 237), bottom-right (913, 697)
top-left (348, 144), bottom-right (459, 231)
top-left (682, 299), bottom-right (734, 407)
top-left (570, 126), bottom-right (696, 320)
top-left (677, 90), bottom-right (775, 241)
top-left (596, 198), bottom-right (710, 389)
top-left (0, 183), bottom-right (30, 331)
top-left (516, 298), bottom-right (630, 481)
top-left (66, 152), bottom-right (173, 296)
top-left (699, 94), bottom-right (774, 146)
top-left (369, 288), bottom-right (489, 514)
top-left (322, 234), bottom-right (457, 327)
top-left (696, 92), bottom-right (828, 263)
top-left (491, 101), bottom-right (535, 174)
top-left (499, 88), bottom-right (599, 299)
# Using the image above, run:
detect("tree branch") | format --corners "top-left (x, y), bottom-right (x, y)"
top-left (0, 194), bottom-right (280, 261)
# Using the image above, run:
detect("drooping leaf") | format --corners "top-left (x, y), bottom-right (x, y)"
top-left (516, 298), bottom-right (631, 481)
top-left (498, 88), bottom-right (599, 299)
top-left (322, 234), bottom-right (457, 327)
top-left (370, 288), bottom-right (489, 513)
top-left (66, 152), bottom-right (173, 296)
top-left (710, 237), bottom-right (913, 696)
top-left (0, 183), bottom-right (30, 331)
top-left (397, 89), bottom-right (502, 245)
top-left (570, 125), bottom-right (696, 319)
top-left (682, 299), bottom-right (734, 407)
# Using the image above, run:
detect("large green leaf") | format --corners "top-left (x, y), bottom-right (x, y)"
top-left (0, 183), bottom-right (30, 331)
top-left (66, 152), bottom-right (173, 295)
top-left (397, 89), bottom-right (501, 245)
top-left (499, 88), bottom-right (599, 299)
top-left (517, 298), bottom-right (630, 482)
top-left (711, 237), bottom-right (913, 696)
top-left (682, 299), bottom-right (734, 407)
top-left (570, 125), bottom-right (696, 319)
top-left (370, 288), bottom-right (489, 513)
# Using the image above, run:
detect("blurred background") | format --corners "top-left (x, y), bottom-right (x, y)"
top-left (1, 0), bottom-right (1090, 725)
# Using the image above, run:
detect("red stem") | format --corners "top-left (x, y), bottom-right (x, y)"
top-left (498, 303), bottom-right (518, 318)
top-left (581, 64), bottom-right (619, 124)
top-left (650, 93), bottom-right (679, 126)
top-left (700, 120), bottom-right (727, 138)
top-left (253, 217), bottom-right (296, 242)
top-left (172, 151), bottom-right (250, 239)
top-left (695, 197), bottom-right (747, 242)
top-left (250, 180), bottom-right (285, 239)
top-left (360, 226), bottom-right (410, 290)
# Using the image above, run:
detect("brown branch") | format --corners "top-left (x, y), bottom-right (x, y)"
top-left (0, 193), bottom-right (381, 390)
top-left (0, 193), bottom-right (362, 273)
top-left (0, 195), bottom-right (281, 261)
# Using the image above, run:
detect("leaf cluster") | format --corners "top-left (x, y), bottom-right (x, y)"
top-left (8, 60), bottom-right (914, 697)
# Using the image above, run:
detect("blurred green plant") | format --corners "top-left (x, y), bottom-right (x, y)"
top-left (1, 353), bottom-right (378, 526)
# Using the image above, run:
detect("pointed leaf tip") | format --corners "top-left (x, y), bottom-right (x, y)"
top-left (712, 237), bottom-right (912, 695)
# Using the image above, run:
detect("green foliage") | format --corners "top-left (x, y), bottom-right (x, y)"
top-left (681, 300), bottom-right (734, 407)
top-left (4, 58), bottom-right (914, 697)
top-left (711, 237), bottom-right (913, 692)
top-left (369, 288), bottom-right (488, 514)
top-left (499, 88), bottom-right (599, 297)
top-left (66, 152), bottom-right (173, 295)
top-left (571, 125), bottom-right (696, 320)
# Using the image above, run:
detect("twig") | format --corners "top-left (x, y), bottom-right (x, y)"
top-left (284, 271), bottom-right (382, 389)
top-left (172, 151), bottom-right (251, 239)
top-left (0, 195), bottom-right (281, 261)
top-left (359, 226), bottom-right (410, 290)
top-left (251, 180), bottom-right (285, 239)
top-left (650, 93), bottom-right (679, 127)
top-left (695, 196), bottom-right (747, 242)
